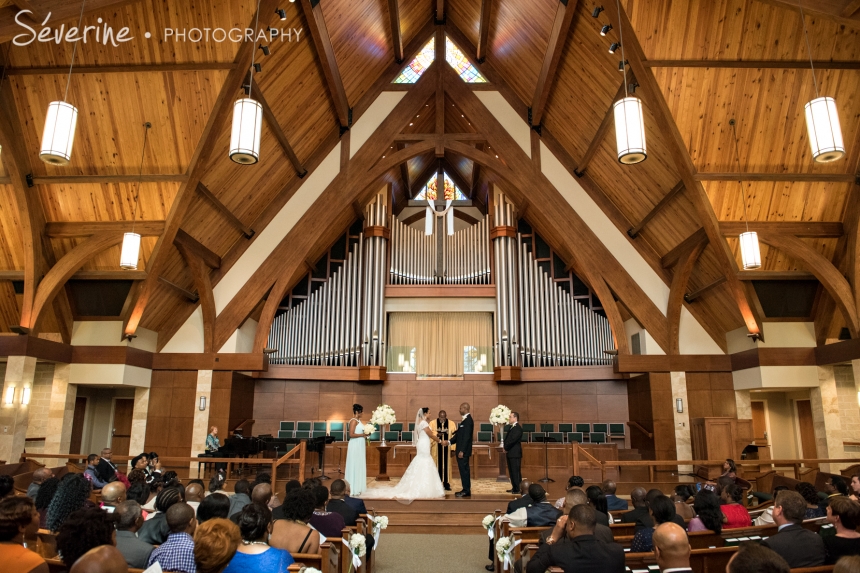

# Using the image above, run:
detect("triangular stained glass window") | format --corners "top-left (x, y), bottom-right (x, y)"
top-left (416, 173), bottom-right (468, 201)
top-left (392, 36), bottom-right (488, 84)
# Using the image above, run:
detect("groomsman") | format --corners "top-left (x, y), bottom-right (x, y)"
top-left (504, 412), bottom-right (523, 494)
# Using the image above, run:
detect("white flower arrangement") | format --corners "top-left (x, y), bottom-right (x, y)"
top-left (482, 514), bottom-right (495, 530)
top-left (346, 533), bottom-right (367, 573)
top-left (372, 515), bottom-right (389, 533)
top-left (489, 404), bottom-right (511, 426)
top-left (298, 568), bottom-right (322, 573)
top-left (495, 535), bottom-right (513, 561)
top-left (362, 424), bottom-right (377, 436)
top-left (370, 404), bottom-right (396, 426)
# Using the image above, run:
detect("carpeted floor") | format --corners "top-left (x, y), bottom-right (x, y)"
top-left (374, 533), bottom-right (491, 573)
top-left (365, 477), bottom-right (512, 495)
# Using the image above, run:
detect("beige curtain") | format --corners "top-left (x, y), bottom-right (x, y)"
top-left (388, 312), bottom-right (493, 376)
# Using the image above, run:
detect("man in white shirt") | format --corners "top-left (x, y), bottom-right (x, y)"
top-left (653, 522), bottom-right (692, 573)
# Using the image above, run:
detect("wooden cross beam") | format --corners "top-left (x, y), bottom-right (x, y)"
top-left (247, 75), bottom-right (307, 177)
top-left (476, 0), bottom-right (493, 62)
top-left (387, 0), bottom-right (404, 63)
top-left (530, 0), bottom-right (578, 129)
top-left (195, 183), bottom-right (255, 239)
top-left (628, 181), bottom-right (684, 238)
top-left (174, 229), bottom-right (221, 270)
top-left (299, 0), bottom-right (351, 130)
top-left (575, 79), bottom-right (629, 176)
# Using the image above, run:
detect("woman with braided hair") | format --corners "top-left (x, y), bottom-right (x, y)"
top-left (45, 474), bottom-right (93, 533)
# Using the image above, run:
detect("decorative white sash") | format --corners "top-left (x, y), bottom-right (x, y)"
top-left (425, 199), bottom-right (455, 236)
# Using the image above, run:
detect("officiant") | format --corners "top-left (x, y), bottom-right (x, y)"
top-left (430, 410), bottom-right (457, 491)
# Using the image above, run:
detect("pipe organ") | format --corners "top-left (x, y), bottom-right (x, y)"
top-left (268, 189), bottom-right (614, 368)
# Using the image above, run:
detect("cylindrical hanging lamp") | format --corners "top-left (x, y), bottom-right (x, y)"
top-left (229, 97), bottom-right (263, 165)
top-left (739, 231), bottom-right (762, 270)
top-left (613, 96), bottom-right (647, 164)
top-left (804, 96), bottom-right (844, 163)
top-left (120, 232), bottom-right (141, 270)
top-left (40, 101), bottom-right (78, 166)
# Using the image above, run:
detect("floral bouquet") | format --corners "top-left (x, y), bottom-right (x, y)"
top-left (482, 514), bottom-right (496, 539)
top-left (368, 514), bottom-right (388, 547)
top-left (496, 534), bottom-right (518, 571)
top-left (489, 404), bottom-right (511, 426)
top-left (370, 404), bottom-right (397, 426)
top-left (298, 568), bottom-right (322, 573)
top-left (346, 533), bottom-right (366, 573)
top-left (362, 424), bottom-right (377, 436)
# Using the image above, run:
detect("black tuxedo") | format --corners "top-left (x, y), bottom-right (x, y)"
top-left (326, 498), bottom-right (359, 526)
top-left (525, 534), bottom-right (625, 573)
top-left (96, 458), bottom-right (118, 483)
top-left (504, 424), bottom-right (524, 491)
top-left (761, 524), bottom-right (826, 568)
top-left (452, 414), bottom-right (474, 493)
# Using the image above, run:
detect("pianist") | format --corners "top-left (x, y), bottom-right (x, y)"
top-left (206, 427), bottom-right (220, 452)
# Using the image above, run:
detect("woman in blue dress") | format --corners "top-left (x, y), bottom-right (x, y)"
top-left (223, 504), bottom-right (293, 573)
top-left (344, 404), bottom-right (367, 496)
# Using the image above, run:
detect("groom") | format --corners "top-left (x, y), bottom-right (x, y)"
top-left (451, 402), bottom-right (474, 498)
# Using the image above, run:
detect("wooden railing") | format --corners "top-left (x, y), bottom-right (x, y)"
top-left (626, 421), bottom-right (653, 439)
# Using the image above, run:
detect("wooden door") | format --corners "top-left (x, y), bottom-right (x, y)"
top-left (111, 399), bottom-right (134, 456)
top-left (796, 400), bottom-right (818, 464)
top-left (69, 397), bottom-right (87, 455)
top-left (751, 401), bottom-right (769, 446)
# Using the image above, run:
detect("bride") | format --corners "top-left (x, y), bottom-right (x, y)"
top-left (361, 407), bottom-right (445, 502)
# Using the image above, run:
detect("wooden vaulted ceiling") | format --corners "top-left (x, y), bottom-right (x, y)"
top-left (0, 0), bottom-right (859, 352)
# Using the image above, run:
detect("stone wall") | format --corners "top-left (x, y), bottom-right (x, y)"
top-left (23, 363), bottom-right (56, 458)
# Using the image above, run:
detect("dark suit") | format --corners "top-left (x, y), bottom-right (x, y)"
top-left (327, 498), bottom-right (359, 526)
top-left (525, 534), bottom-right (625, 573)
top-left (540, 524), bottom-right (614, 545)
top-left (761, 524), bottom-right (826, 568)
top-left (605, 494), bottom-right (628, 511)
top-left (115, 530), bottom-right (154, 569)
top-left (621, 506), bottom-right (653, 529)
top-left (452, 414), bottom-right (474, 494)
top-left (96, 458), bottom-right (118, 483)
top-left (343, 495), bottom-right (367, 516)
top-left (507, 494), bottom-right (532, 514)
top-left (138, 513), bottom-right (170, 545)
top-left (526, 502), bottom-right (563, 527)
top-left (504, 424), bottom-right (524, 492)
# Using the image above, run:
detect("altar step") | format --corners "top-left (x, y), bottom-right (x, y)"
top-left (362, 496), bottom-right (512, 534)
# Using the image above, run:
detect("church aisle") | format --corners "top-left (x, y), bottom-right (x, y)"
top-left (374, 533), bottom-right (489, 573)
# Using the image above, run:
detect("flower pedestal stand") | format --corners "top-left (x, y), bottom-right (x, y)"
top-left (495, 424), bottom-right (508, 483)
top-left (375, 445), bottom-right (392, 482)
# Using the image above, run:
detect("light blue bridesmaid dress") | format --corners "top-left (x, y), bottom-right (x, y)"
top-left (344, 418), bottom-right (366, 496)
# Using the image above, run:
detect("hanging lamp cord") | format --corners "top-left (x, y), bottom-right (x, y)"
top-left (248, 0), bottom-right (263, 96)
top-left (615, 0), bottom-right (627, 97)
top-left (729, 119), bottom-right (751, 234)
top-left (129, 123), bottom-right (151, 235)
top-left (63, 0), bottom-right (87, 103)
top-left (799, 6), bottom-right (820, 98)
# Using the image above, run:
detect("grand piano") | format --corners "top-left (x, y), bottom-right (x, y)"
top-left (201, 433), bottom-right (335, 479)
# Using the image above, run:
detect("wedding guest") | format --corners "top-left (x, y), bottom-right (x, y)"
top-left (850, 475), bottom-right (860, 502)
top-left (27, 468), bottom-right (53, 499)
top-left (602, 479), bottom-right (628, 511)
top-left (194, 518), bottom-right (241, 573)
top-left (825, 476), bottom-right (850, 508)
top-left (824, 497), bottom-right (860, 564)
top-left (114, 501), bottom-right (154, 569)
top-left (100, 481), bottom-right (126, 512)
top-left (55, 507), bottom-right (116, 568)
top-left (147, 503), bottom-right (198, 573)
top-left (762, 490), bottom-right (826, 568)
top-left (33, 477), bottom-right (59, 528)
top-left (508, 480), bottom-right (533, 514)
top-left (197, 493), bottom-right (231, 524)
top-left (309, 485), bottom-right (345, 538)
top-left (344, 404), bottom-right (367, 497)
top-left (620, 487), bottom-right (651, 528)
top-left (645, 488), bottom-right (686, 529)
top-left (796, 482), bottom-right (827, 519)
top-left (630, 495), bottom-right (677, 552)
top-left (186, 482), bottom-right (204, 512)
top-left (327, 479), bottom-right (359, 526)
top-left (46, 474), bottom-right (93, 532)
top-left (727, 543), bottom-right (790, 573)
top-left (755, 486), bottom-right (790, 526)
top-left (0, 475), bottom-right (14, 499)
top-left (687, 489), bottom-right (723, 533)
top-left (252, 473), bottom-right (280, 509)
top-left (228, 481), bottom-right (251, 517)
top-left (69, 546), bottom-right (128, 573)
top-left (138, 486), bottom-right (183, 545)
top-left (343, 480), bottom-right (367, 515)
top-left (84, 454), bottom-right (110, 489)
top-left (505, 484), bottom-right (562, 527)
top-left (272, 480), bottom-right (302, 520)
top-left (721, 484), bottom-right (752, 529)
top-left (672, 485), bottom-right (696, 520)
top-left (250, 483), bottom-right (272, 509)
top-left (270, 489), bottom-right (320, 555)
top-left (555, 476), bottom-right (585, 509)
top-left (0, 497), bottom-right (48, 573)
top-left (96, 448), bottom-right (119, 484)
top-left (585, 485), bottom-right (610, 526)
top-left (836, 555), bottom-right (860, 573)
top-left (653, 522), bottom-right (692, 573)
top-left (223, 504), bottom-right (293, 573)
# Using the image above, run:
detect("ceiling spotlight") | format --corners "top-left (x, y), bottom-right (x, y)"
top-left (618, 60), bottom-right (628, 72)
top-left (592, 6), bottom-right (604, 17)
top-left (609, 42), bottom-right (620, 54)
top-left (253, 63), bottom-right (262, 73)
top-left (601, 24), bottom-right (612, 36)
top-left (259, 45), bottom-right (270, 56)
top-left (276, 8), bottom-right (286, 19)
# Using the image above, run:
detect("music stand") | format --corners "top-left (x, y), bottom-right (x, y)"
top-left (532, 436), bottom-right (557, 483)
top-left (311, 435), bottom-right (336, 480)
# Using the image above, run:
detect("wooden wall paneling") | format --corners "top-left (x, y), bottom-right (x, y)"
top-left (603, 1), bottom-right (765, 340)
top-left (229, 372), bottom-right (256, 432)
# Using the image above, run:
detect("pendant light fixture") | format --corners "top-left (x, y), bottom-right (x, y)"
top-left (40, 0), bottom-right (86, 166)
top-left (800, 6), bottom-right (844, 163)
top-left (612, 0), bottom-right (646, 164)
top-left (229, 0), bottom-right (264, 165)
top-left (730, 119), bottom-right (761, 270)
top-left (121, 122), bottom-right (151, 270)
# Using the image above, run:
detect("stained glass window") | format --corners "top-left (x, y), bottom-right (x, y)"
top-left (417, 173), bottom-right (468, 201)
top-left (445, 37), bottom-right (487, 83)
top-left (394, 37), bottom-right (435, 84)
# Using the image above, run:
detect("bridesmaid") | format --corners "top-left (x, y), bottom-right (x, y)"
top-left (344, 404), bottom-right (367, 496)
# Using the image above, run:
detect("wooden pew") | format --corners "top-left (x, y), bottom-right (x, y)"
top-left (625, 547), bottom-right (738, 573)
top-left (328, 528), bottom-right (366, 573)
top-left (609, 522), bottom-right (636, 537)
top-left (290, 541), bottom-right (332, 573)
top-left (791, 567), bottom-right (834, 573)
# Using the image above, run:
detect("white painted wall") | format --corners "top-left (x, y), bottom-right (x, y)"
top-left (70, 364), bottom-right (152, 388)
top-left (71, 321), bottom-right (157, 351)
top-left (161, 307), bottom-right (205, 354)
top-left (350, 92), bottom-right (407, 158)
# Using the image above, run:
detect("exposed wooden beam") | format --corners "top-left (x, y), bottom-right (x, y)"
top-left (604, 0), bottom-right (765, 338)
top-left (0, 270), bottom-right (146, 281)
top-left (0, 0), bottom-right (142, 43)
top-left (719, 221), bottom-right (843, 237)
top-left (684, 276), bottom-right (727, 303)
top-left (299, 0), bottom-right (351, 129)
top-left (246, 74), bottom-right (307, 177)
top-left (31, 174), bottom-right (187, 184)
top-left (530, 0), bottom-right (578, 128)
top-left (696, 172), bottom-right (856, 182)
top-left (574, 79), bottom-right (628, 176)
top-left (668, 240), bottom-right (707, 354)
top-left (45, 221), bottom-right (166, 238)
top-left (628, 181), bottom-right (684, 238)
top-left (394, 133), bottom-right (486, 142)
top-left (3, 62), bottom-right (236, 75)
top-left (158, 276), bottom-right (198, 303)
top-left (401, 207), bottom-right (478, 227)
top-left (397, 143), bottom-right (410, 195)
top-left (757, 0), bottom-right (860, 30)
top-left (844, 0), bottom-right (860, 18)
top-left (661, 228), bottom-right (708, 269)
top-left (173, 229), bottom-right (221, 270)
top-left (643, 59), bottom-right (860, 70)
top-left (436, 0), bottom-right (445, 23)
top-left (122, 0), bottom-right (277, 339)
top-left (476, 0), bottom-right (492, 62)
top-left (195, 183), bottom-right (255, 239)
top-left (737, 270), bottom-right (817, 280)
top-left (176, 243), bottom-right (216, 353)
top-left (387, 0), bottom-right (404, 63)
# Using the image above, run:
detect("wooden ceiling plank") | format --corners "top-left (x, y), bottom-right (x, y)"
top-left (668, 240), bottom-right (707, 354)
top-left (644, 60), bottom-right (860, 70)
top-left (10, 0), bottom-right (44, 20)
top-left (720, 221), bottom-right (843, 237)
top-left (196, 183), bottom-right (254, 239)
top-left (4, 63), bottom-right (236, 75)
top-left (122, 0), bottom-right (278, 339)
top-left (247, 75), bottom-right (307, 177)
top-left (604, 0), bottom-right (765, 338)
top-left (574, 79), bottom-right (628, 176)
top-left (530, 0), bottom-right (579, 128)
top-left (387, 0), bottom-right (404, 63)
top-left (31, 175), bottom-right (186, 184)
top-left (45, 221), bottom-right (166, 238)
top-left (843, 0), bottom-right (860, 17)
top-left (737, 271), bottom-right (817, 280)
top-left (759, 232), bottom-right (860, 337)
top-left (174, 229), bottom-right (221, 270)
top-left (662, 228), bottom-right (708, 269)
top-left (395, 133), bottom-right (486, 142)
top-left (27, 232), bottom-right (123, 333)
top-left (476, 0), bottom-right (492, 62)
top-left (628, 181), bottom-right (684, 238)
top-left (696, 173), bottom-right (856, 182)
top-left (0, 0), bottom-right (143, 43)
top-left (176, 244), bottom-right (215, 353)
top-left (299, 0), bottom-right (351, 129)
top-left (1, 270), bottom-right (146, 280)
top-left (757, 0), bottom-right (860, 29)
top-left (436, 0), bottom-right (445, 23)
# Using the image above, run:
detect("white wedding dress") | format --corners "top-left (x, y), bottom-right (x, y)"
top-left (361, 417), bottom-right (445, 502)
